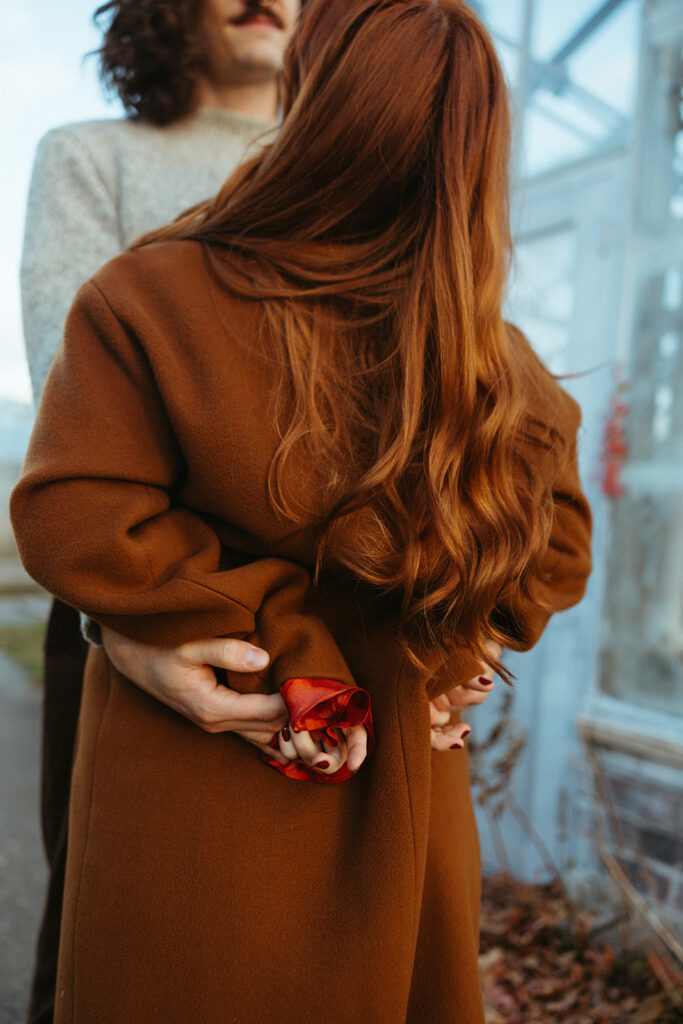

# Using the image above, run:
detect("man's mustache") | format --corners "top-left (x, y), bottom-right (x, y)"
top-left (231, 2), bottom-right (284, 30)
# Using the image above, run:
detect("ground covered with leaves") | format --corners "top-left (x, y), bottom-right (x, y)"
top-left (479, 875), bottom-right (682, 1023)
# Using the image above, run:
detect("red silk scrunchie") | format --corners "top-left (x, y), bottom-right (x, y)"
top-left (262, 677), bottom-right (375, 783)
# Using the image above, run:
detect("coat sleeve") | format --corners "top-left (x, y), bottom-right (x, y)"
top-left (490, 399), bottom-right (593, 651)
top-left (20, 128), bottom-right (123, 403)
top-left (10, 278), bottom-right (354, 692)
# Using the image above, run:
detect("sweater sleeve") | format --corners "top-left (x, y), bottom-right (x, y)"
top-left (491, 403), bottom-right (593, 651)
top-left (10, 279), bottom-right (354, 693)
top-left (21, 127), bottom-right (124, 403)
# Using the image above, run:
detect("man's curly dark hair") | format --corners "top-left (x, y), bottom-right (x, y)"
top-left (93, 0), bottom-right (209, 126)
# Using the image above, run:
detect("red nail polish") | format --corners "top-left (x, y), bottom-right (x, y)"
top-left (281, 726), bottom-right (290, 742)
top-left (478, 676), bottom-right (493, 686)
top-left (450, 742), bottom-right (464, 749)
top-left (316, 760), bottom-right (330, 770)
top-left (462, 727), bottom-right (471, 737)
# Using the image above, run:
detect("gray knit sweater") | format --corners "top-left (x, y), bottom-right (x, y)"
top-left (21, 107), bottom-right (277, 402)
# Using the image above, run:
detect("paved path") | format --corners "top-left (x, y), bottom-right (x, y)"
top-left (0, 650), bottom-right (45, 1024)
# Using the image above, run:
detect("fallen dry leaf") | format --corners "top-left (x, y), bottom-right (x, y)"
top-left (478, 875), bottom-right (682, 1024)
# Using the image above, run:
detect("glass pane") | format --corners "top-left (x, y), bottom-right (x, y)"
top-left (600, 264), bottom-right (683, 708)
top-left (601, 493), bottom-right (683, 714)
top-left (639, 37), bottom-right (683, 228)
top-left (524, 3), bottom-right (641, 175)
top-left (478, 0), bottom-right (524, 42)
top-left (533, 0), bottom-right (612, 59)
top-left (563, 2), bottom-right (641, 116)
top-left (523, 103), bottom-right (600, 176)
top-left (628, 264), bottom-right (683, 464)
top-left (597, 6), bottom-right (683, 713)
top-left (477, 0), bottom-right (643, 177)
top-left (493, 36), bottom-right (520, 92)
top-left (504, 227), bottom-right (578, 374)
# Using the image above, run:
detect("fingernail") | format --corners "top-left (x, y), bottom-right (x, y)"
top-left (478, 676), bottom-right (493, 686)
top-left (462, 727), bottom-right (471, 738)
top-left (450, 742), bottom-right (464, 750)
top-left (316, 760), bottom-right (330, 770)
top-left (281, 725), bottom-right (290, 742)
top-left (245, 647), bottom-right (269, 670)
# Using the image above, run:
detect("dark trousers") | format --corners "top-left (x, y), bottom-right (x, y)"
top-left (28, 601), bottom-right (88, 1024)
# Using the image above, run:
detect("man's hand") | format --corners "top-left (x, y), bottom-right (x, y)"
top-left (101, 627), bottom-right (290, 763)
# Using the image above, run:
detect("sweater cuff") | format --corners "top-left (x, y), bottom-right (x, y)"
top-left (79, 612), bottom-right (103, 647)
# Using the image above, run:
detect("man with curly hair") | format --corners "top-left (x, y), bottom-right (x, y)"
top-left (21, 2), bottom-right (300, 1022)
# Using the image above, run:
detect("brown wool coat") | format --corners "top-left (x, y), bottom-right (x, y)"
top-left (11, 240), bottom-right (592, 1024)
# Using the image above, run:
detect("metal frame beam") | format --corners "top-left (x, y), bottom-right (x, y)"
top-left (550, 0), bottom-right (631, 65)
top-left (491, 0), bottom-right (636, 143)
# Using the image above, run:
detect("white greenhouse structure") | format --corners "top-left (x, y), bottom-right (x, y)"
top-left (471, 0), bottom-right (683, 929)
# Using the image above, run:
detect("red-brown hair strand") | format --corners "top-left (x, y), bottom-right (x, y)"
top-left (140, 0), bottom-right (569, 680)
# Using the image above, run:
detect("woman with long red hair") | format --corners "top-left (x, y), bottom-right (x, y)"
top-left (12, 1), bottom-right (591, 1020)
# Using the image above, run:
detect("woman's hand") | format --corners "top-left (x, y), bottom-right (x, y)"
top-left (259, 723), bottom-right (369, 775)
top-left (101, 627), bottom-right (289, 748)
top-left (429, 641), bottom-right (503, 752)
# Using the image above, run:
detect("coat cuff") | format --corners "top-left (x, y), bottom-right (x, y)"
top-left (262, 677), bottom-right (375, 783)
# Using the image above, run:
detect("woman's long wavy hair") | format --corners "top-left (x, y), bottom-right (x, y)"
top-left (141, 0), bottom-right (566, 677)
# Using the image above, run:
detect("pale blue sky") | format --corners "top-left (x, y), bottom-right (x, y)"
top-left (0, 0), bottom-right (641, 404)
top-left (1, 0), bottom-right (119, 402)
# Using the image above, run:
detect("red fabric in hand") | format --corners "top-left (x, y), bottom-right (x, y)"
top-left (262, 677), bottom-right (375, 783)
